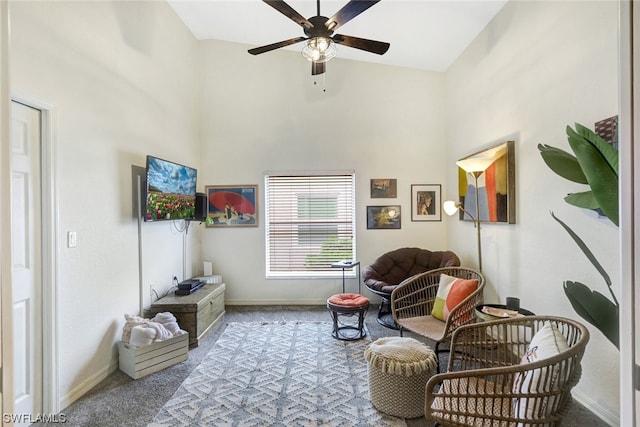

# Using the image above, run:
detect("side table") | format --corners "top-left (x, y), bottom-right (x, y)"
top-left (474, 304), bottom-right (537, 362)
top-left (475, 304), bottom-right (535, 322)
top-left (331, 260), bottom-right (361, 293)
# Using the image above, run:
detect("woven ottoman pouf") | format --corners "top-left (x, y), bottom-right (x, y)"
top-left (364, 336), bottom-right (437, 418)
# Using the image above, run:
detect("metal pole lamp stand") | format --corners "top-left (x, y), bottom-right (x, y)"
top-left (443, 157), bottom-right (494, 273)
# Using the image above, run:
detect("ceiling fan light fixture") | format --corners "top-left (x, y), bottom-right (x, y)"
top-left (302, 37), bottom-right (337, 63)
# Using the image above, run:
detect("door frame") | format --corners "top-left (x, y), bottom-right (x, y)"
top-left (619, 0), bottom-right (638, 425)
top-left (10, 94), bottom-right (59, 415)
top-left (0, 0), bottom-right (12, 419)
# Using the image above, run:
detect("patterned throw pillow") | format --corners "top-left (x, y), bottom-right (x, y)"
top-left (443, 278), bottom-right (478, 320)
top-left (512, 322), bottom-right (570, 424)
top-left (431, 274), bottom-right (478, 321)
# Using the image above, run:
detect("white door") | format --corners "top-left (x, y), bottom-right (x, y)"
top-left (10, 101), bottom-right (42, 424)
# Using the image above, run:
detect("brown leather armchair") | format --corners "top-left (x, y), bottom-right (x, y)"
top-left (362, 247), bottom-right (460, 329)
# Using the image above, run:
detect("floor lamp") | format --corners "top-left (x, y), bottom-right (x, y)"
top-left (443, 156), bottom-right (494, 273)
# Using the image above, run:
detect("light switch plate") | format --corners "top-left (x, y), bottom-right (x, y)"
top-left (67, 231), bottom-right (77, 248)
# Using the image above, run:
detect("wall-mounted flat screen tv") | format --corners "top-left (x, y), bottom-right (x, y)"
top-left (145, 155), bottom-right (197, 221)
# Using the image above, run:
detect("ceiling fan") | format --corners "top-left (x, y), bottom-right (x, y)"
top-left (248, 0), bottom-right (390, 75)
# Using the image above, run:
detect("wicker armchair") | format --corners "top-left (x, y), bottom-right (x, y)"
top-left (425, 316), bottom-right (589, 426)
top-left (363, 248), bottom-right (460, 329)
top-left (390, 266), bottom-right (485, 367)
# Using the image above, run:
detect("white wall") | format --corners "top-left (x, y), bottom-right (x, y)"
top-left (445, 1), bottom-right (619, 423)
top-left (7, 0), bottom-right (622, 422)
top-left (198, 39), bottom-right (449, 304)
top-left (8, 0), bottom-right (450, 408)
top-left (10, 1), bottom-right (202, 407)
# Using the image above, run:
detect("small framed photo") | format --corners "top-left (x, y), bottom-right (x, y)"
top-left (205, 185), bottom-right (258, 227)
top-left (411, 184), bottom-right (441, 222)
top-left (367, 205), bottom-right (401, 229)
top-left (370, 179), bottom-right (397, 198)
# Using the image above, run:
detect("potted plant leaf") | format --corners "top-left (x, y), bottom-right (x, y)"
top-left (538, 123), bottom-right (619, 349)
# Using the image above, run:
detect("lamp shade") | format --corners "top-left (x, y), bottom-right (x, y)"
top-left (456, 156), bottom-right (495, 173)
top-left (443, 200), bottom-right (460, 216)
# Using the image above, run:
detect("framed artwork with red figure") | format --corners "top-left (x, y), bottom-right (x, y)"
top-left (205, 185), bottom-right (258, 227)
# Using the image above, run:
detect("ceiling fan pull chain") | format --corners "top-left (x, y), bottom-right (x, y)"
top-left (312, 73), bottom-right (328, 92)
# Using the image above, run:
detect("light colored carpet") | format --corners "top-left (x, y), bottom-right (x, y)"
top-left (148, 321), bottom-right (406, 427)
top-left (56, 306), bottom-right (609, 427)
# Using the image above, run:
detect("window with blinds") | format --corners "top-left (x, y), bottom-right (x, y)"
top-left (265, 172), bottom-right (356, 278)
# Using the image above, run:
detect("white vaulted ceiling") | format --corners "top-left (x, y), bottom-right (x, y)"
top-left (167, 0), bottom-right (508, 72)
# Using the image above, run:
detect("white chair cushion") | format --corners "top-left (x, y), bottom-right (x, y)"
top-left (512, 322), bottom-right (569, 423)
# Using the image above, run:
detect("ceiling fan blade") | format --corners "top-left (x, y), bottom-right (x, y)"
top-left (263, 0), bottom-right (313, 29)
top-left (248, 36), bottom-right (307, 55)
top-left (311, 61), bottom-right (326, 75)
top-left (332, 34), bottom-right (390, 55)
top-left (325, 0), bottom-right (381, 32)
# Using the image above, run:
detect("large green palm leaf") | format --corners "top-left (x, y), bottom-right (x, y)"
top-left (566, 124), bottom-right (619, 225)
top-left (550, 211), bottom-right (619, 349)
top-left (539, 123), bottom-right (619, 350)
top-left (551, 212), bottom-right (620, 348)
top-left (538, 123), bottom-right (618, 224)
top-left (564, 281), bottom-right (619, 349)
top-left (538, 143), bottom-right (587, 184)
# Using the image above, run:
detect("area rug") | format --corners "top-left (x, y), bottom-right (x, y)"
top-left (148, 321), bottom-right (406, 426)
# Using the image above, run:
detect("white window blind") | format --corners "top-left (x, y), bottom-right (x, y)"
top-left (265, 172), bottom-right (356, 278)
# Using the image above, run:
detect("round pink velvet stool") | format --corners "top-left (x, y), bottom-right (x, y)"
top-left (327, 293), bottom-right (369, 340)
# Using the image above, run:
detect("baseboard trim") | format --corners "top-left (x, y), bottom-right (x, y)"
top-left (572, 389), bottom-right (619, 426)
top-left (225, 297), bottom-right (383, 306)
top-left (60, 359), bottom-right (119, 410)
top-left (226, 300), bottom-right (328, 305)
